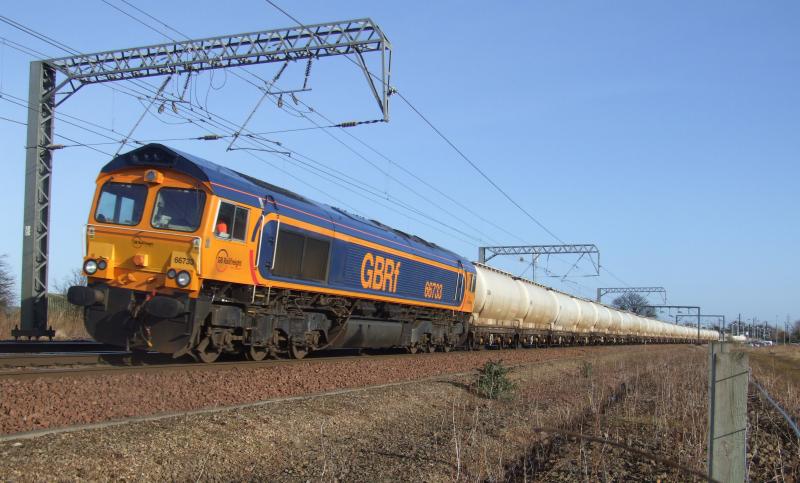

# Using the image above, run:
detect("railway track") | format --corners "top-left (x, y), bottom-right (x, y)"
top-left (0, 340), bottom-right (693, 379)
top-left (0, 348), bottom-right (408, 380)
top-left (0, 340), bottom-right (118, 353)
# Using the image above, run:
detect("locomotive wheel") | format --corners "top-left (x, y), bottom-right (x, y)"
top-left (196, 337), bottom-right (221, 363)
top-left (197, 346), bottom-right (221, 363)
top-left (246, 345), bottom-right (268, 361)
top-left (289, 344), bottom-right (308, 360)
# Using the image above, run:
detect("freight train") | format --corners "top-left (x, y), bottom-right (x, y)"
top-left (67, 144), bottom-right (718, 362)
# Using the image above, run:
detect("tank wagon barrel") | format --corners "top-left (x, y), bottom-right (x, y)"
top-left (468, 263), bottom-right (718, 347)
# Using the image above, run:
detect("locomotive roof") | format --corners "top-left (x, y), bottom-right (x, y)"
top-left (102, 144), bottom-right (472, 268)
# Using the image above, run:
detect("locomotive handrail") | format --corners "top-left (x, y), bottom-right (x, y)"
top-left (270, 218), bottom-right (282, 270)
top-left (84, 224), bottom-right (203, 275)
top-left (255, 213), bottom-right (266, 271)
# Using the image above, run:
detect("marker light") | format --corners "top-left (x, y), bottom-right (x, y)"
top-left (175, 270), bottom-right (191, 287)
top-left (97, 259), bottom-right (108, 271)
top-left (166, 268), bottom-right (177, 279)
top-left (83, 259), bottom-right (98, 275)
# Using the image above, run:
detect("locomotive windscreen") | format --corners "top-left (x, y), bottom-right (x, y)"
top-left (94, 182), bottom-right (147, 226)
top-left (151, 188), bottom-right (207, 232)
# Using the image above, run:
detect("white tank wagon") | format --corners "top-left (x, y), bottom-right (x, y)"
top-left (469, 263), bottom-right (718, 347)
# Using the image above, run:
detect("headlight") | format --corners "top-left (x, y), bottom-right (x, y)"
top-left (166, 268), bottom-right (177, 279)
top-left (175, 270), bottom-right (191, 287)
top-left (97, 259), bottom-right (108, 270)
top-left (83, 259), bottom-right (98, 275)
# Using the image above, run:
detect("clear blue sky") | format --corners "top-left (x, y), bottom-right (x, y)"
top-left (0, 1), bottom-right (797, 328)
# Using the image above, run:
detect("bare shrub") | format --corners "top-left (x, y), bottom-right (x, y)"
top-left (0, 255), bottom-right (15, 313)
top-left (475, 360), bottom-right (516, 400)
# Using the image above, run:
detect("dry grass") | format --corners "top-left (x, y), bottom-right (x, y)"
top-left (503, 348), bottom-right (711, 481)
top-left (0, 299), bottom-right (89, 340)
top-left (746, 345), bottom-right (800, 419)
top-left (430, 346), bottom-right (708, 480)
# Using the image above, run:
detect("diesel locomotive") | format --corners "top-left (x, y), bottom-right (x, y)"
top-left (67, 144), bottom-right (718, 362)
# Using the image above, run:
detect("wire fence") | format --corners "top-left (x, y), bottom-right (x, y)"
top-left (750, 374), bottom-right (800, 440)
top-left (47, 293), bottom-right (82, 319)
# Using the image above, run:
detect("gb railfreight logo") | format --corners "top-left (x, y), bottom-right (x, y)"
top-left (215, 249), bottom-right (243, 272)
top-left (360, 252), bottom-right (400, 293)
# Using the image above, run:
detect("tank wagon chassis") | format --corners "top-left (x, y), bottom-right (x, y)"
top-left (75, 280), bottom-right (468, 363)
top-left (465, 327), bottom-right (682, 350)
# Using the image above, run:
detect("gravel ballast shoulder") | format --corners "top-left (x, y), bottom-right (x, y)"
top-left (1, 345), bottom-right (676, 435)
top-left (0, 345), bottom-right (688, 482)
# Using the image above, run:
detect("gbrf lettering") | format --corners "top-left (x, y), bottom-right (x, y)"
top-left (360, 252), bottom-right (401, 293)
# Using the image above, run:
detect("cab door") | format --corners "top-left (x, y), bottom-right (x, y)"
top-left (208, 198), bottom-right (252, 282)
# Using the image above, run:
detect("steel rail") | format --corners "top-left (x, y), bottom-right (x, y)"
top-left (0, 352), bottom-right (134, 367)
top-left (0, 340), bottom-right (118, 353)
top-left (0, 344), bottom-right (686, 381)
top-left (0, 350), bottom-right (422, 380)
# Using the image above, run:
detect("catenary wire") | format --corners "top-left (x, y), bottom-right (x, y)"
top-left (262, 0), bottom-right (634, 287)
top-left (98, 2), bottom-right (501, 247)
top-left (260, 0), bottom-right (562, 243)
top-left (88, 3), bottom-right (500, 247)
top-left (2, 10), bottom-right (624, 283)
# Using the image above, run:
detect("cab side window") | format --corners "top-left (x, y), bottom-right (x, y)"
top-left (215, 201), bottom-right (248, 242)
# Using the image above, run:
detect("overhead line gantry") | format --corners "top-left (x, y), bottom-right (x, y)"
top-left (644, 305), bottom-right (703, 342)
top-left (596, 286), bottom-right (666, 304)
top-left (478, 244), bottom-right (600, 282)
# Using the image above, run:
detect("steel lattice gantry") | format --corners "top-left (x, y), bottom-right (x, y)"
top-left (16, 18), bottom-right (392, 338)
top-left (676, 314), bottom-right (726, 336)
top-left (596, 286), bottom-right (666, 303)
top-left (477, 244), bottom-right (600, 281)
top-left (478, 244), bottom-right (599, 263)
top-left (644, 305), bottom-right (703, 342)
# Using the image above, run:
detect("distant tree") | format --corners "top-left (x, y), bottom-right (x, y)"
top-left (611, 292), bottom-right (654, 316)
top-left (793, 319), bottom-right (800, 341)
top-left (53, 268), bottom-right (86, 295)
top-left (0, 255), bottom-right (15, 312)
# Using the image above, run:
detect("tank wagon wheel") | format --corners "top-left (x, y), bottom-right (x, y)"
top-left (407, 345), bottom-right (419, 354)
top-left (246, 345), bottom-right (268, 362)
top-left (426, 342), bottom-right (436, 353)
top-left (289, 343), bottom-right (308, 360)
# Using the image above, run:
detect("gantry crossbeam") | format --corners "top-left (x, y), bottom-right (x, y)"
top-left (596, 286), bottom-right (666, 303)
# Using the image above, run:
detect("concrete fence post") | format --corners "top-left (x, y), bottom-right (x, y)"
top-left (707, 342), bottom-right (749, 482)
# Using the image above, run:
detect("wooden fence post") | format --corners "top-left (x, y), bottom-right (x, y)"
top-left (707, 342), bottom-right (749, 482)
